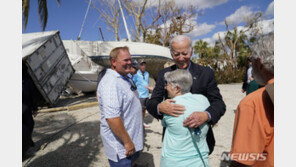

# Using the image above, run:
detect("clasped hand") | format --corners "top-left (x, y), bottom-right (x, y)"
top-left (159, 100), bottom-right (209, 128)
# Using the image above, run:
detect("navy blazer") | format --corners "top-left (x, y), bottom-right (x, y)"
top-left (146, 61), bottom-right (226, 154)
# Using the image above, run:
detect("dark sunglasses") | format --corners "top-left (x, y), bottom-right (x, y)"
top-left (126, 77), bottom-right (137, 91)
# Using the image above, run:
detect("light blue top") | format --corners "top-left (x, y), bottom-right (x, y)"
top-left (97, 69), bottom-right (143, 162)
top-left (133, 70), bottom-right (149, 98)
top-left (160, 93), bottom-right (210, 167)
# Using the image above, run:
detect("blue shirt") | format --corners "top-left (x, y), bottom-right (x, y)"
top-left (160, 93), bottom-right (210, 167)
top-left (133, 70), bottom-right (149, 98)
top-left (97, 69), bottom-right (143, 162)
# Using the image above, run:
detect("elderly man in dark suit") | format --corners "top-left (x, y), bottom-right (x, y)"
top-left (146, 35), bottom-right (226, 154)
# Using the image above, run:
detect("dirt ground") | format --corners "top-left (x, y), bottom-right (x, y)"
top-left (22, 83), bottom-right (245, 167)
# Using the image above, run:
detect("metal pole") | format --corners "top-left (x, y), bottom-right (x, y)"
top-left (99, 27), bottom-right (105, 41)
top-left (78, 0), bottom-right (92, 40)
top-left (117, 0), bottom-right (131, 42)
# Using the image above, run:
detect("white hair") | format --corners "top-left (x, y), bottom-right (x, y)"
top-left (170, 35), bottom-right (192, 50)
top-left (164, 69), bottom-right (193, 94)
top-left (251, 32), bottom-right (274, 74)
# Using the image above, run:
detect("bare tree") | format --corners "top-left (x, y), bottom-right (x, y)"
top-left (159, 1), bottom-right (197, 46)
top-left (142, 0), bottom-right (197, 46)
top-left (123, 0), bottom-right (161, 42)
top-left (93, 0), bottom-right (198, 44)
top-left (92, 0), bottom-right (121, 41)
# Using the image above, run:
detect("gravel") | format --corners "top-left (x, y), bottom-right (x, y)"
top-left (22, 83), bottom-right (245, 167)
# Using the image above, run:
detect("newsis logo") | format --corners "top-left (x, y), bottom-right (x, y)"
top-left (221, 152), bottom-right (268, 161)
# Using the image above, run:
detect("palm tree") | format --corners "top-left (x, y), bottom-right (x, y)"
top-left (22, 0), bottom-right (60, 31)
top-left (193, 40), bottom-right (210, 59)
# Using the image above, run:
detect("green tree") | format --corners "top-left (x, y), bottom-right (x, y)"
top-left (22, 0), bottom-right (60, 31)
top-left (192, 12), bottom-right (265, 84)
top-left (193, 40), bottom-right (222, 70)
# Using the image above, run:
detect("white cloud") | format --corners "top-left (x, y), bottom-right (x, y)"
top-left (225, 6), bottom-right (254, 25)
top-left (265, 1), bottom-right (274, 16)
top-left (202, 31), bottom-right (227, 47)
top-left (201, 19), bottom-right (274, 47)
top-left (133, 0), bottom-right (228, 10)
top-left (186, 23), bottom-right (216, 38)
top-left (260, 19), bottom-right (274, 34)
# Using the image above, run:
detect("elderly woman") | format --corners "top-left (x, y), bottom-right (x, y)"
top-left (160, 69), bottom-right (210, 167)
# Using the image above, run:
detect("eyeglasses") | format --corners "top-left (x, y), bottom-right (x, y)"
top-left (171, 48), bottom-right (191, 57)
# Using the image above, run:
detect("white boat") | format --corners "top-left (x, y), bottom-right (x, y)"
top-left (63, 41), bottom-right (104, 93)
top-left (63, 40), bottom-right (173, 92)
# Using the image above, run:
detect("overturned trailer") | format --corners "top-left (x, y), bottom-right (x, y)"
top-left (22, 31), bottom-right (75, 106)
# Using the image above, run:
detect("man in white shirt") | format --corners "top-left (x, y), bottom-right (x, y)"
top-left (97, 46), bottom-right (143, 167)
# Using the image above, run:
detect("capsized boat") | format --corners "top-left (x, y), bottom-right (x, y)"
top-left (63, 40), bottom-right (173, 92)
top-left (63, 41), bottom-right (104, 93)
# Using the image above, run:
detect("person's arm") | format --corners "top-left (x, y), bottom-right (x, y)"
top-left (98, 79), bottom-right (134, 156)
top-left (183, 68), bottom-right (225, 128)
top-left (146, 70), bottom-right (167, 119)
top-left (145, 72), bottom-right (154, 91)
top-left (145, 86), bottom-right (154, 92)
top-left (106, 117), bottom-right (135, 156)
top-left (203, 68), bottom-right (226, 125)
top-left (146, 72), bottom-right (149, 83)
top-left (183, 96), bottom-right (210, 128)
top-left (146, 70), bottom-right (185, 119)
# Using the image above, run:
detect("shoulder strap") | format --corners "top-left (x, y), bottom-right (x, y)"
top-left (188, 128), bottom-right (207, 167)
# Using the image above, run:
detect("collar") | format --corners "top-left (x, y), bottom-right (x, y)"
top-left (176, 61), bottom-right (192, 71)
top-left (137, 69), bottom-right (147, 75)
top-left (109, 68), bottom-right (127, 79)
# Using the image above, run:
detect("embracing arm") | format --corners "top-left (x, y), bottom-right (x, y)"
top-left (205, 69), bottom-right (226, 125)
top-left (146, 71), bottom-right (166, 120)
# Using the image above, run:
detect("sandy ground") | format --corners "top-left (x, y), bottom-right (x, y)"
top-left (22, 83), bottom-right (245, 167)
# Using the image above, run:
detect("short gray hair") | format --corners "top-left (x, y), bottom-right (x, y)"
top-left (170, 35), bottom-right (192, 50)
top-left (164, 69), bottom-right (193, 94)
top-left (251, 32), bottom-right (274, 74)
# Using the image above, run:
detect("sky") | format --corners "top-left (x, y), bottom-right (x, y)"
top-left (23, 0), bottom-right (274, 46)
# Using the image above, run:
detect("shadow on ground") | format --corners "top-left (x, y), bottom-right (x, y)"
top-left (54, 92), bottom-right (97, 107)
top-left (144, 113), bottom-right (154, 125)
top-left (135, 152), bottom-right (156, 167)
top-left (23, 113), bottom-right (102, 167)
